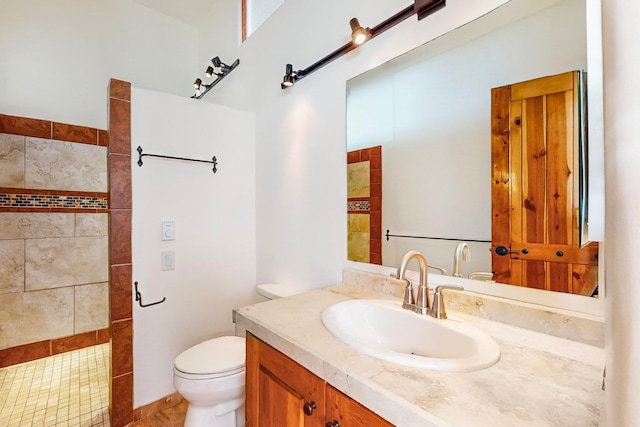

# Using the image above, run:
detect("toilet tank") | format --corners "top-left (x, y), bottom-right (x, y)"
top-left (255, 284), bottom-right (300, 302)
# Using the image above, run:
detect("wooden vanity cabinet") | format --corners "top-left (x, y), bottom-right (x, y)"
top-left (326, 385), bottom-right (394, 427)
top-left (246, 333), bottom-right (393, 427)
top-left (246, 332), bottom-right (326, 426)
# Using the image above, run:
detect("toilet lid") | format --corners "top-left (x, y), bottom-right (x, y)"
top-left (175, 336), bottom-right (245, 376)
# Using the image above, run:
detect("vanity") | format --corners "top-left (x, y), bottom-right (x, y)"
top-left (234, 269), bottom-right (604, 427)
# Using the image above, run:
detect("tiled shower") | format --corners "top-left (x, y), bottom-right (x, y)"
top-left (346, 145), bottom-right (382, 265)
top-left (0, 80), bottom-right (137, 427)
top-left (0, 115), bottom-right (110, 364)
top-left (0, 114), bottom-right (111, 425)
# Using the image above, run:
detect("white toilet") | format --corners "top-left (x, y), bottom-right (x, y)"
top-left (173, 284), bottom-right (300, 427)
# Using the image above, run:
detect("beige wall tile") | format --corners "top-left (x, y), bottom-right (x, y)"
top-left (24, 137), bottom-right (107, 192)
top-left (25, 236), bottom-right (108, 291)
top-left (0, 213), bottom-right (74, 239)
top-left (75, 213), bottom-right (108, 237)
top-left (348, 231), bottom-right (370, 263)
top-left (348, 213), bottom-right (370, 233)
top-left (347, 161), bottom-right (371, 198)
top-left (74, 282), bottom-right (109, 333)
top-left (0, 240), bottom-right (25, 295)
top-left (0, 133), bottom-right (25, 188)
top-left (0, 287), bottom-right (74, 349)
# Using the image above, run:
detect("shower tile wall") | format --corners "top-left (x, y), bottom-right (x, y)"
top-left (0, 114), bottom-right (109, 367)
top-left (347, 146), bottom-right (382, 265)
top-left (108, 78), bottom-right (134, 427)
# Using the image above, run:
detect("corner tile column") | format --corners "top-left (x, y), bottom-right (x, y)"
top-left (108, 79), bottom-right (134, 427)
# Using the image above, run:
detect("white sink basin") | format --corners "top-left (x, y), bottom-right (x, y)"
top-left (321, 299), bottom-right (500, 372)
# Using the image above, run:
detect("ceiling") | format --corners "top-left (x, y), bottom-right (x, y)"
top-left (132, 0), bottom-right (217, 27)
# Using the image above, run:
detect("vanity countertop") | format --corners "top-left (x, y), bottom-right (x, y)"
top-left (234, 283), bottom-right (603, 427)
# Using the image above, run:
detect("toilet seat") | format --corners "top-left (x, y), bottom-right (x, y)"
top-left (175, 336), bottom-right (245, 380)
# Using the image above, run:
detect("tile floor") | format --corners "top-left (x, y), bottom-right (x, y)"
top-left (0, 343), bottom-right (110, 427)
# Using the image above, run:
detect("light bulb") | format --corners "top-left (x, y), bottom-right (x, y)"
top-left (350, 18), bottom-right (369, 45)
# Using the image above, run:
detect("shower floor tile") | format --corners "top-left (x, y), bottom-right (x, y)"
top-left (0, 344), bottom-right (109, 427)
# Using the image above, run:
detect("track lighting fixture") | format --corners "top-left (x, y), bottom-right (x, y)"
top-left (350, 18), bottom-right (370, 45)
top-left (191, 56), bottom-right (240, 99)
top-left (281, 0), bottom-right (446, 89)
top-left (281, 64), bottom-right (296, 89)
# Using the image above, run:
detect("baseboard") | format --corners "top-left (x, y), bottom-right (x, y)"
top-left (132, 391), bottom-right (186, 423)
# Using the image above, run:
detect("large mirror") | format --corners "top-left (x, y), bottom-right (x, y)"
top-left (346, 0), bottom-right (601, 296)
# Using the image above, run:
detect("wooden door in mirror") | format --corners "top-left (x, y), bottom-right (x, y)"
top-left (491, 71), bottom-right (598, 296)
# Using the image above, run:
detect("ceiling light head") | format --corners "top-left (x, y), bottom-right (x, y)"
top-left (205, 66), bottom-right (214, 78)
top-left (211, 56), bottom-right (222, 68)
top-left (350, 18), bottom-right (370, 45)
top-left (282, 75), bottom-right (294, 88)
top-left (282, 64), bottom-right (295, 89)
top-left (194, 78), bottom-right (202, 89)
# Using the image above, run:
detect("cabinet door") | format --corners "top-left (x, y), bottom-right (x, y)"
top-left (325, 385), bottom-right (394, 427)
top-left (246, 333), bottom-right (326, 427)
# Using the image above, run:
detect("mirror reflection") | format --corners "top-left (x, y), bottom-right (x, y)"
top-left (346, 0), bottom-right (599, 296)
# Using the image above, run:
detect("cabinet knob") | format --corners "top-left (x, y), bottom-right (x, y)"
top-left (556, 251), bottom-right (564, 257)
top-left (495, 246), bottom-right (509, 256)
top-left (303, 401), bottom-right (317, 416)
top-left (326, 422), bottom-right (340, 427)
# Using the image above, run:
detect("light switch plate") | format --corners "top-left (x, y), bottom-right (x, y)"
top-left (161, 251), bottom-right (175, 271)
top-left (162, 221), bottom-right (175, 241)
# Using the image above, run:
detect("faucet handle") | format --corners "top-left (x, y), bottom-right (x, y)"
top-left (429, 285), bottom-right (464, 319)
top-left (401, 279), bottom-right (415, 310)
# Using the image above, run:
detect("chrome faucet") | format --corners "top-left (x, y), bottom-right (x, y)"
top-left (397, 250), bottom-right (465, 318)
top-left (452, 242), bottom-right (470, 277)
top-left (397, 250), bottom-right (430, 315)
top-left (430, 285), bottom-right (464, 319)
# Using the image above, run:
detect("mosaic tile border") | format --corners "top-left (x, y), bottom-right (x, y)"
top-left (347, 200), bottom-right (371, 212)
top-left (0, 192), bottom-right (108, 210)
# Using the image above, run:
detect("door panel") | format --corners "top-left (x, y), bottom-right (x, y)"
top-left (258, 371), bottom-right (305, 426)
top-left (491, 85), bottom-right (513, 285)
top-left (325, 385), bottom-right (393, 427)
top-left (521, 96), bottom-right (546, 245)
top-left (523, 260), bottom-right (546, 290)
top-left (246, 333), bottom-right (325, 427)
top-left (491, 71), bottom-right (598, 295)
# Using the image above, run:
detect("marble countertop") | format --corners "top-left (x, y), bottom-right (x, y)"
top-left (234, 282), bottom-right (603, 427)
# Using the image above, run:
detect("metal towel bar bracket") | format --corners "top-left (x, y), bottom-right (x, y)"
top-left (134, 281), bottom-right (166, 308)
top-left (137, 146), bottom-right (218, 173)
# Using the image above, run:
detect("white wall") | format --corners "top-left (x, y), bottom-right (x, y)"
top-left (602, 1), bottom-right (640, 425)
top-left (0, 0), bottom-right (198, 129)
top-left (131, 87), bottom-right (256, 406)
top-left (197, 0), bottom-right (515, 291)
top-left (347, 0), bottom-right (586, 276)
